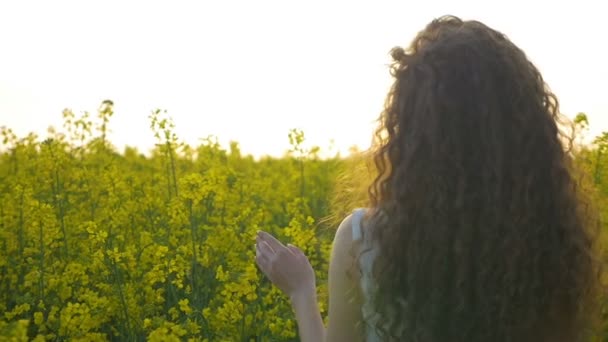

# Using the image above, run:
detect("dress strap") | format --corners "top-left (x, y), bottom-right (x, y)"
top-left (351, 208), bottom-right (366, 241)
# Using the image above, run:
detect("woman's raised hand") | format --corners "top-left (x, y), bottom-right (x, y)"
top-left (255, 231), bottom-right (316, 300)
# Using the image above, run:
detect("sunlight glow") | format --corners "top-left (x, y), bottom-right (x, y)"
top-left (0, 0), bottom-right (606, 157)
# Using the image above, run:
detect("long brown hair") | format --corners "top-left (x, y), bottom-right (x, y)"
top-left (365, 15), bottom-right (601, 341)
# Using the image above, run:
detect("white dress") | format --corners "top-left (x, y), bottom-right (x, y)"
top-left (351, 208), bottom-right (406, 341)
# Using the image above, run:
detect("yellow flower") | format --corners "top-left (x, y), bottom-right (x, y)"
top-left (202, 307), bottom-right (211, 319)
top-left (178, 299), bottom-right (192, 315)
top-left (34, 312), bottom-right (44, 326)
top-left (168, 307), bottom-right (179, 321)
top-left (215, 265), bottom-right (229, 281)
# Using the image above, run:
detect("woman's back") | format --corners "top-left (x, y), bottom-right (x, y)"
top-left (351, 208), bottom-right (402, 341)
top-left (353, 15), bottom-right (600, 342)
top-left (351, 208), bottom-right (383, 341)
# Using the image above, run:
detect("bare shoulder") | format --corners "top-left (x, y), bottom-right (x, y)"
top-left (334, 213), bottom-right (355, 246)
top-left (333, 210), bottom-right (367, 261)
top-left (326, 211), bottom-right (365, 341)
top-left (331, 211), bottom-right (364, 276)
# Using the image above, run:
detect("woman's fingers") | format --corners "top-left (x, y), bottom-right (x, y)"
top-left (257, 231), bottom-right (286, 253)
top-left (255, 232), bottom-right (305, 271)
top-left (287, 244), bottom-right (305, 257)
top-left (254, 235), bottom-right (316, 298)
top-left (255, 235), bottom-right (276, 253)
top-left (257, 240), bottom-right (274, 261)
top-left (255, 241), bottom-right (273, 269)
top-left (256, 232), bottom-right (305, 263)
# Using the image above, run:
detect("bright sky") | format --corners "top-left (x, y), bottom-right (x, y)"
top-left (0, 0), bottom-right (606, 157)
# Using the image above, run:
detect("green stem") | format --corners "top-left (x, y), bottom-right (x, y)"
top-left (106, 229), bottom-right (134, 341)
top-left (165, 157), bottom-right (172, 200)
top-left (167, 141), bottom-right (178, 197)
top-left (38, 217), bottom-right (45, 303)
top-left (300, 157), bottom-right (305, 199)
top-left (17, 188), bottom-right (25, 288)
top-left (189, 200), bottom-right (199, 307)
top-left (594, 148), bottom-right (603, 185)
top-left (48, 144), bottom-right (69, 258)
top-left (113, 261), bottom-right (133, 340)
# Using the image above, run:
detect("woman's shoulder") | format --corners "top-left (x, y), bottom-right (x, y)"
top-left (344, 207), bottom-right (385, 242)
top-left (334, 208), bottom-right (368, 243)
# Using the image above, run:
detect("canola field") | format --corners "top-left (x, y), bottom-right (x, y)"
top-left (1, 105), bottom-right (606, 341)
top-left (0, 105), bottom-right (367, 341)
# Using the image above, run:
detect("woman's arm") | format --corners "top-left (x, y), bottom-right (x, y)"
top-left (290, 290), bottom-right (325, 342)
top-left (255, 231), bottom-right (324, 341)
top-left (255, 213), bottom-right (364, 342)
top-left (289, 213), bottom-right (364, 341)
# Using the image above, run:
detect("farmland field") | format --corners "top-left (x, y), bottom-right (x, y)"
top-left (0, 106), bottom-right (606, 341)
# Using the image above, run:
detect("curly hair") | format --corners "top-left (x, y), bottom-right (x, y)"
top-left (364, 15), bottom-right (601, 341)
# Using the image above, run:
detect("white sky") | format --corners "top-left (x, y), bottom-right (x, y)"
top-left (0, 0), bottom-right (606, 157)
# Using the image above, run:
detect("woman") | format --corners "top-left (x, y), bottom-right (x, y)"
top-left (255, 15), bottom-right (600, 341)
